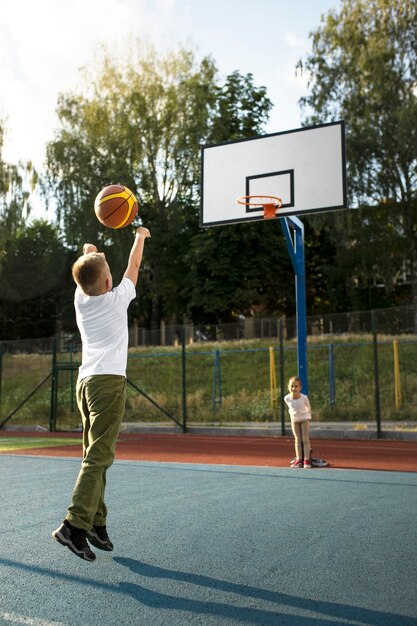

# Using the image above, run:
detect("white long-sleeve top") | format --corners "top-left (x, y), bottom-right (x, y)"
top-left (284, 392), bottom-right (312, 423)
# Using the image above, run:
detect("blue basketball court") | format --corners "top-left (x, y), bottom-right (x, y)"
top-left (1, 454), bottom-right (416, 625)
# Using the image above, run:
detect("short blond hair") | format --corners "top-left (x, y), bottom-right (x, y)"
top-left (72, 252), bottom-right (107, 295)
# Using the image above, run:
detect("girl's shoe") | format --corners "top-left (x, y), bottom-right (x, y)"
top-left (303, 459), bottom-right (312, 468)
top-left (290, 458), bottom-right (303, 468)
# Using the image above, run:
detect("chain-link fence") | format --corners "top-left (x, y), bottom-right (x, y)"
top-left (1, 305), bottom-right (416, 431)
top-left (130, 304), bottom-right (417, 347)
top-left (0, 337), bottom-right (55, 430)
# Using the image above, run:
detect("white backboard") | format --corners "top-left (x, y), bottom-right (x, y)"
top-left (200, 121), bottom-right (347, 227)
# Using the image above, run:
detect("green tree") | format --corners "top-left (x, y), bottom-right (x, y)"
top-left (209, 70), bottom-right (272, 143)
top-left (298, 0), bottom-right (417, 309)
top-left (184, 220), bottom-right (294, 324)
top-left (0, 120), bottom-right (52, 339)
top-left (0, 121), bottom-right (37, 240)
top-left (182, 69), bottom-right (295, 323)
top-left (43, 47), bottom-right (219, 327)
top-left (43, 45), bottom-right (287, 327)
top-left (0, 219), bottom-right (71, 339)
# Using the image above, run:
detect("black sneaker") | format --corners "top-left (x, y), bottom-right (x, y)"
top-left (87, 525), bottom-right (114, 551)
top-left (52, 521), bottom-right (96, 561)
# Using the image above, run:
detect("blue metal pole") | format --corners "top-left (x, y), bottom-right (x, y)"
top-left (294, 222), bottom-right (307, 393)
top-left (280, 216), bottom-right (308, 394)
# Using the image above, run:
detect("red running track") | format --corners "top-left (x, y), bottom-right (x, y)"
top-left (1, 431), bottom-right (416, 472)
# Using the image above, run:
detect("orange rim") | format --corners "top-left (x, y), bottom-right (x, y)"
top-left (236, 195), bottom-right (282, 208)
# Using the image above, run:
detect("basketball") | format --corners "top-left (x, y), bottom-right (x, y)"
top-left (94, 184), bottom-right (138, 229)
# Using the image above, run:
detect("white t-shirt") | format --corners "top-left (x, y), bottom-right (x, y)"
top-left (284, 392), bottom-right (312, 422)
top-left (75, 277), bottom-right (136, 381)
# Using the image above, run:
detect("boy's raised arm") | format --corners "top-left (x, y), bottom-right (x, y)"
top-left (123, 227), bottom-right (151, 287)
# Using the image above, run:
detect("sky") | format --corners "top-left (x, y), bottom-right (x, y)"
top-left (0, 0), bottom-right (340, 214)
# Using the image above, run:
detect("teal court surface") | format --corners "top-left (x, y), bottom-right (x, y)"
top-left (1, 454), bottom-right (417, 625)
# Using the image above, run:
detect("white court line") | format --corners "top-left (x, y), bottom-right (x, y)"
top-left (0, 612), bottom-right (67, 626)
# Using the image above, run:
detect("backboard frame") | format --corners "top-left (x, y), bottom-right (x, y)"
top-left (200, 121), bottom-right (347, 227)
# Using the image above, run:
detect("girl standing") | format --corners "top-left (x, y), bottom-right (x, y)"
top-left (284, 376), bottom-right (312, 468)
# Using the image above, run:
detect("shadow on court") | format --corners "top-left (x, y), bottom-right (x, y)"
top-left (0, 555), bottom-right (415, 626)
top-left (114, 557), bottom-right (415, 625)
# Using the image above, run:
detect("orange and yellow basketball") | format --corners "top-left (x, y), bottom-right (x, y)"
top-left (94, 184), bottom-right (138, 229)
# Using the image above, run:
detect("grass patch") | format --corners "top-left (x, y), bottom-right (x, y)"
top-left (0, 437), bottom-right (81, 452)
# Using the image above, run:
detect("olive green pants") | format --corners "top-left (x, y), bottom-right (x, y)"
top-left (66, 375), bottom-right (126, 531)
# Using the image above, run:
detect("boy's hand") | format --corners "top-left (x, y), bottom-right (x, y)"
top-left (136, 227), bottom-right (151, 239)
top-left (83, 243), bottom-right (98, 255)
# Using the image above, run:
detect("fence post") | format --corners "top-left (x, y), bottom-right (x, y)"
top-left (0, 342), bottom-right (3, 414)
top-left (329, 343), bottom-right (335, 405)
top-left (371, 311), bottom-right (382, 438)
top-left (49, 337), bottom-right (57, 432)
top-left (181, 327), bottom-right (187, 433)
top-left (212, 350), bottom-right (222, 412)
top-left (278, 319), bottom-right (286, 436)
top-left (69, 342), bottom-right (76, 412)
top-left (132, 319), bottom-right (138, 346)
top-left (393, 339), bottom-right (402, 410)
top-left (269, 347), bottom-right (278, 417)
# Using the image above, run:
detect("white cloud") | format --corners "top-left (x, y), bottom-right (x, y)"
top-left (0, 0), bottom-right (178, 168)
top-left (0, 0), bottom-right (338, 187)
top-left (283, 31), bottom-right (308, 51)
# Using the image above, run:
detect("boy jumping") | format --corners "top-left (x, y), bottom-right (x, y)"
top-left (52, 226), bottom-right (151, 561)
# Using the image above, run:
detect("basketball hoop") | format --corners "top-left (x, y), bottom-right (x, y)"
top-left (236, 195), bottom-right (282, 219)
